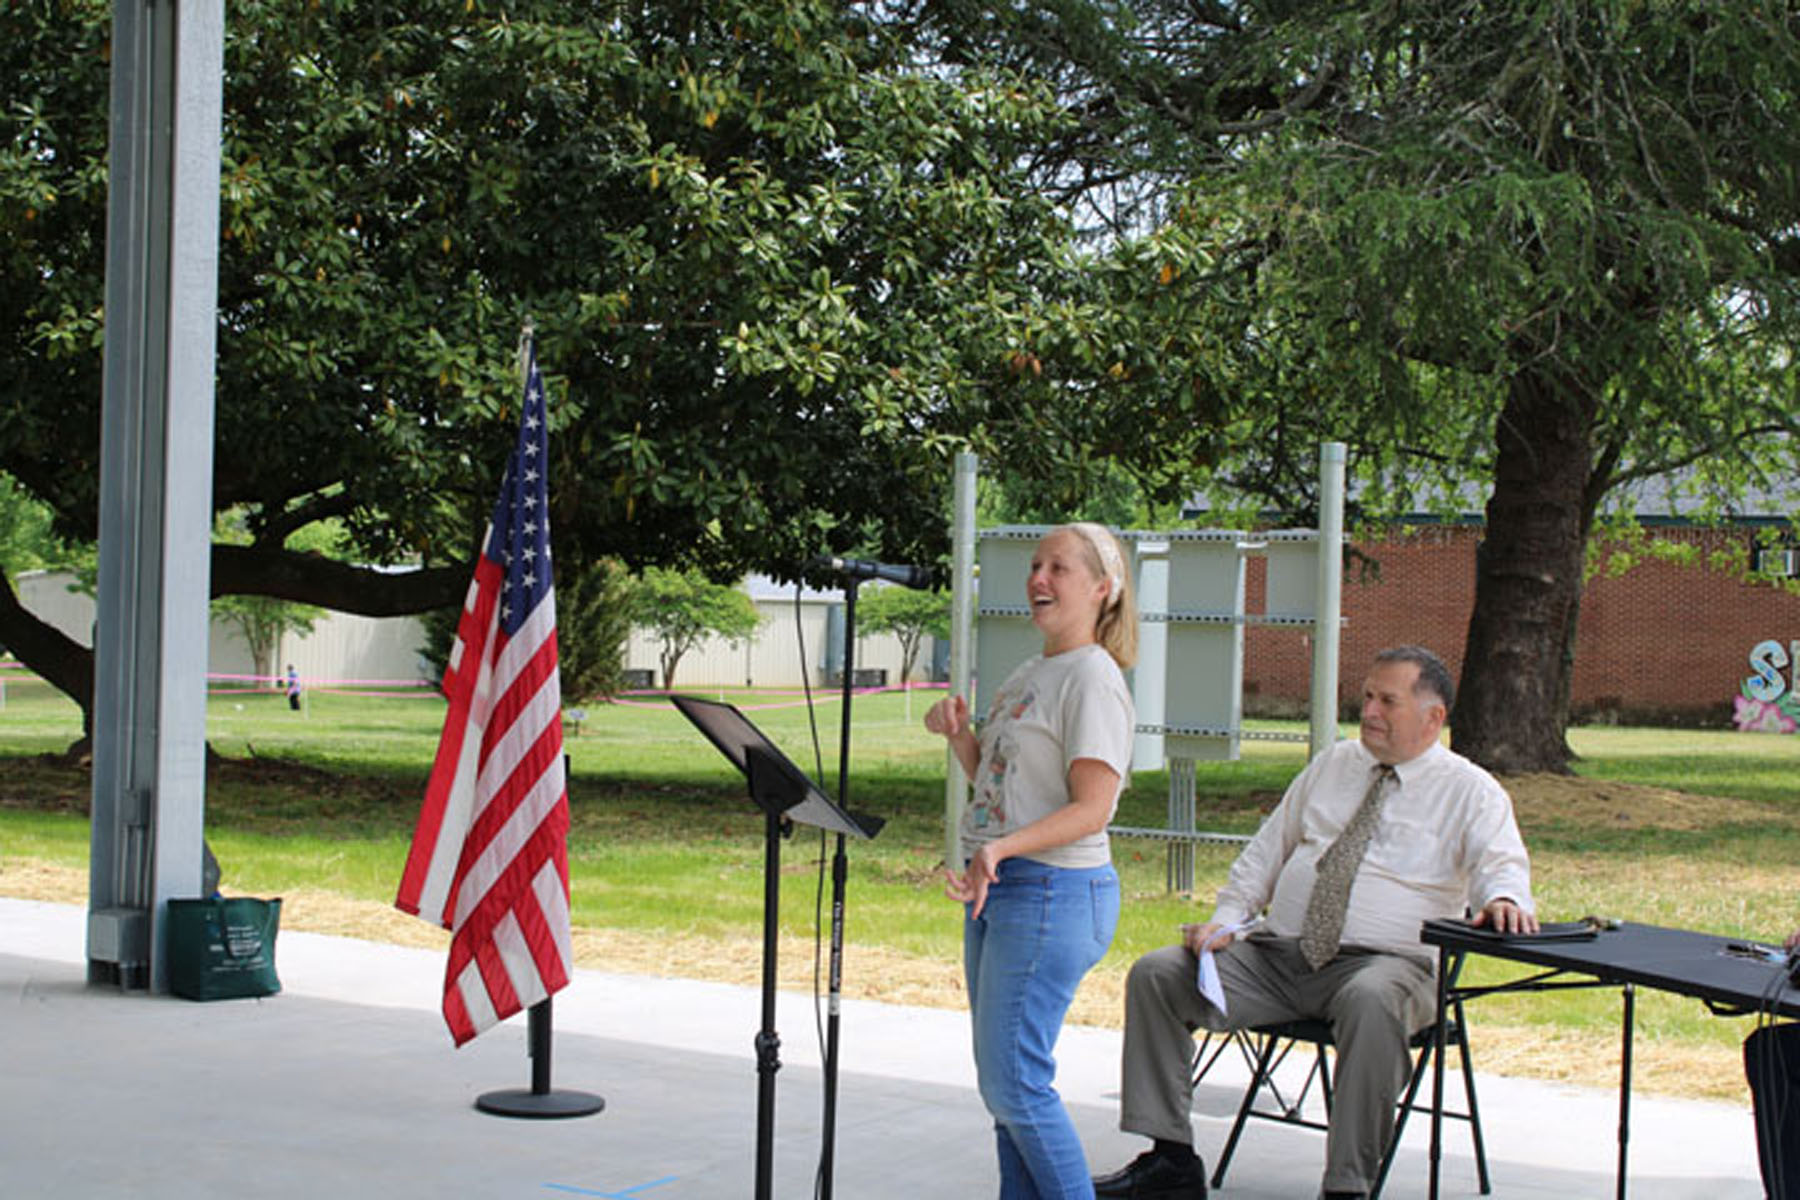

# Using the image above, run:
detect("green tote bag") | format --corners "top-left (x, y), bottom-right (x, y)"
top-left (165, 896), bottom-right (283, 1001)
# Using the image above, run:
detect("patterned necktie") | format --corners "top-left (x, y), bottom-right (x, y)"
top-left (1299, 763), bottom-right (1396, 970)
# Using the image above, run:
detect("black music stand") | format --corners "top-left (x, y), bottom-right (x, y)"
top-left (671, 695), bottom-right (884, 1200)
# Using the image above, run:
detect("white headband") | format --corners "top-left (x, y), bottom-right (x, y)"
top-left (1067, 522), bottom-right (1125, 609)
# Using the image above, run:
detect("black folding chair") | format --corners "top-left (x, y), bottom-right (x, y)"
top-left (1207, 952), bottom-right (1490, 1198)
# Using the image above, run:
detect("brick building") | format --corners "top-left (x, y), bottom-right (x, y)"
top-left (1241, 522), bottom-right (1800, 727)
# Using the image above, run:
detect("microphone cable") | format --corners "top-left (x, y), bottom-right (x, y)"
top-left (791, 581), bottom-right (836, 1200)
top-left (791, 580), bottom-right (833, 1029)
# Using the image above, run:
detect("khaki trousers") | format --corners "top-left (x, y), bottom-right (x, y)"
top-left (1117, 937), bottom-right (1434, 1195)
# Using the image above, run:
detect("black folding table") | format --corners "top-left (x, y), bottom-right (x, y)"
top-left (1419, 917), bottom-right (1800, 1199)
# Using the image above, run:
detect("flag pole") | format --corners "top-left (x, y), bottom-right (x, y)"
top-left (473, 333), bottom-right (601, 1120)
top-left (392, 319), bottom-right (602, 1117)
top-left (475, 995), bottom-right (606, 1118)
top-left (516, 318), bottom-right (535, 383)
top-left (473, 765), bottom-right (605, 1120)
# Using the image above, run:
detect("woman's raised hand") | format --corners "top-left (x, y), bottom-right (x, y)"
top-left (924, 693), bottom-right (970, 738)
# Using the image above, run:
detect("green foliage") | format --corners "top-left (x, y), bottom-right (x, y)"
top-left (554, 556), bottom-right (635, 703)
top-left (856, 585), bottom-right (950, 681)
top-left (415, 604), bottom-right (457, 688)
top-left (901, 0), bottom-right (1800, 514)
top-left (629, 567), bottom-right (761, 690)
top-left (13, 1), bottom-right (1800, 772)
top-left (1, 2), bottom-right (124, 544)
top-left (1218, 3), bottom-right (1798, 520)
top-left (0, 472), bottom-right (72, 575)
top-left (976, 459), bottom-right (1156, 529)
top-left (905, 0), bottom-right (1800, 769)
top-left (0, 0), bottom-right (1107, 594)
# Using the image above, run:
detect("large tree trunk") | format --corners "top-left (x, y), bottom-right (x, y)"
top-left (0, 563), bottom-right (96, 745)
top-left (1451, 368), bottom-right (1598, 774)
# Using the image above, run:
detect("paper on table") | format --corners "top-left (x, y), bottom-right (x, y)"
top-left (1194, 916), bottom-right (1261, 1015)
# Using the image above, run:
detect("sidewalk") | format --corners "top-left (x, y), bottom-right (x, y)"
top-left (0, 897), bottom-right (1765, 1199)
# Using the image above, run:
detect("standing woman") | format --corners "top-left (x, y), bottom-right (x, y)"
top-left (925, 522), bottom-right (1138, 1199)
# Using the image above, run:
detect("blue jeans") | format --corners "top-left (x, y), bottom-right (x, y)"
top-left (964, 858), bottom-right (1120, 1200)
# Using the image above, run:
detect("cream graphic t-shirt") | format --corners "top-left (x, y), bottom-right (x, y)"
top-left (960, 643), bottom-right (1133, 869)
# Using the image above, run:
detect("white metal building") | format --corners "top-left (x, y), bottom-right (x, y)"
top-left (622, 575), bottom-right (939, 691)
top-left (15, 569), bottom-right (930, 692)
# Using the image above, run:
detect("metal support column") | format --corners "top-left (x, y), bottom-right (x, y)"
top-left (88, 0), bottom-right (224, 991)
top-left (944, 451), bottom-right (978, 869)
top-left (1309, 443), bottom-right (1346, 760)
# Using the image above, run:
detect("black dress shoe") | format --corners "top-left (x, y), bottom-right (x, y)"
top-left (1092, 1150), bottom-right (1209, 1199)
top-left (1322, 1192), bottom-right (1368, 1199)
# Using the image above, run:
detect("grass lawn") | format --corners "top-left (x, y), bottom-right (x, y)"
top-left (3, 673), bottom-right (1799, 1103)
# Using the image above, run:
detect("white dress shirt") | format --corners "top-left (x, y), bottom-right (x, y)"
top-left (1210, 737), bottom-right (1533, 963)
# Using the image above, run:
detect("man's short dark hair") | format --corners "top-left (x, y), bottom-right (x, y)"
top-left (1375, 645), bottom-right (1455, 711)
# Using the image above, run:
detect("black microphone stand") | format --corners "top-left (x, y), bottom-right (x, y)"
top-left (817, 576), bottom-right (867, 1199)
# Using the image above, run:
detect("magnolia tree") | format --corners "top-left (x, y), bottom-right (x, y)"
top-left (903, 0), bottom-right (1800, 771)
top-left (0, 1), bottom-right (1114, 743)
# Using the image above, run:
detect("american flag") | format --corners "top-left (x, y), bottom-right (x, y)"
top-left (396, 347), bottom-right (573, 1046)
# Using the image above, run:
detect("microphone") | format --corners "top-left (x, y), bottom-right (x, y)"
top-left (810, 554), bottom-right (937, 590)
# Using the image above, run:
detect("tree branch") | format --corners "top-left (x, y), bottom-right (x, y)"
top-left (1210, 60), bottom-right (1336, 136)
top-left (256, 491), bottom-right (357, 547)
top-left (209, 545), bottom-right (470, 616)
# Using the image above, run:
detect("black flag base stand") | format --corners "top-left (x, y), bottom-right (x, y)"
top-left (475, 997), bottom-right (605, 1119)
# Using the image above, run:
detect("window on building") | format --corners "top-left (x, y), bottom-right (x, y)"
top-left (1755, 546), bottom-right (1798, 578)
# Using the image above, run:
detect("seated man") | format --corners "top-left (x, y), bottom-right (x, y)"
top-left (1093, 645), bottom-right (1537, 1200)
